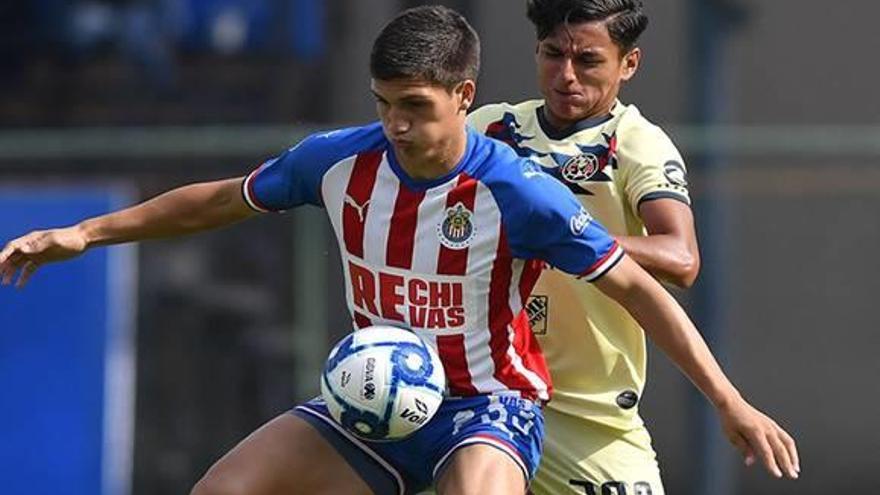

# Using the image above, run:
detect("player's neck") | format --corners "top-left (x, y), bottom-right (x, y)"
top-left (395, 129), bottom-right (468, 181)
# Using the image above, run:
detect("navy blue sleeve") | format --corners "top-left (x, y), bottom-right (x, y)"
top-left (242, 123), bottom-right (385, 211)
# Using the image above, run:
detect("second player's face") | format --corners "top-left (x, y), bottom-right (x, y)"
top-left (536, 21), bottom-right (640, 128)
top-left (371, 78), bottom-right (473, 177)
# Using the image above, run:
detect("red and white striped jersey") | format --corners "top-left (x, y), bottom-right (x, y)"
top-left (243, 123), bottom-right (622, 401)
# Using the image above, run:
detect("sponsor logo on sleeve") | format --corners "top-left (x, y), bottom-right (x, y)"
top-left (663, 160), bottom-right (688, 187)
top-left (569, 207), bottom-right (593, 235)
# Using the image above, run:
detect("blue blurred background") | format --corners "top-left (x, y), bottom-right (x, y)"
top-left (1, 1), bottom-right (878, 494)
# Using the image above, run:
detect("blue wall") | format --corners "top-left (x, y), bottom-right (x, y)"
top-left (0, 186), bottom-right (135, 495)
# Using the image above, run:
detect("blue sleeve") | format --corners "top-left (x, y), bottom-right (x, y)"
top-left (242, 123), bottom-right (385, 211)
top-left (500, 160), bottom-right (623, 281)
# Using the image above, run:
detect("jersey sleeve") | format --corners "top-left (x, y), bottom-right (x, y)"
top-left (617, 123), bottom-right (691, 213)
top-left (502, 165), bottom-right (624, 281)
top-left (242, 124), bottom-right (385, 212)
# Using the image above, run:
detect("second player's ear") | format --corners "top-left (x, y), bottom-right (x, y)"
top-left (620, 47), bottom-right (641, 82)
top-left (456, 80), bottom-right (476, 112)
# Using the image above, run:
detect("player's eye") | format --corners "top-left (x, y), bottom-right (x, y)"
top-left (577, 56), bottom-right (601, 67)
top-left (542, 47), bottom-right (563, 58)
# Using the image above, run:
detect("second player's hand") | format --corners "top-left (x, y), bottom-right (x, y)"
top-left (717, 397), bottom-right (800, 479)
top-left (0, 227), bottom-right (89, 288)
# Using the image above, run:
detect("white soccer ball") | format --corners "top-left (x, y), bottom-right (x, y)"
top-left (320, 325), bottom-right (446, 440)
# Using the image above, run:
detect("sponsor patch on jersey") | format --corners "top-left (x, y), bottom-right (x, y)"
top-left (663, 160), bottom-right (688, 187)
top-left (437, 202), bottom-right (476, 249)
top-left (525, 295), bottom-right (548, 335)
top-left (561, 153), bottom-right (600, 182)
top-left (616, 390), bottom-right (639, 410)
top-left (347, 259), bottom-right (467, 330)
top-left (569, 207), bottom-right (593, 235)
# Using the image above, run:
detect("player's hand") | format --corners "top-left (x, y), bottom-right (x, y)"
top-left (0, 227), bottom-right (89, 288)
top-left (717, 397), bottom-right (800, 479)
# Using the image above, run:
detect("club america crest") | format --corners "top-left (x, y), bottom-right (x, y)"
top-left (560, 153), bottom-right (600, 183)
top-left (437, 202), bottom-right (476, 249)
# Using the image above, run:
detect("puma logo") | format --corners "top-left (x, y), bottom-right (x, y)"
top-left (344, 195), bottom-right (371, 222)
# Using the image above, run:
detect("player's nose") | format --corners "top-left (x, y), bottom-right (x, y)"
top-left (384, 111), bottom-right (410, 136)
top-left (557, 58), bottom-right (578, 84)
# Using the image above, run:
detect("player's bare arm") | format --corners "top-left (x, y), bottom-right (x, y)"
top-left (0, 177), bottom-right (254, 288)
top-left (615, 198), bottom-right (700, 288)
top-left (594, 255), bottom-right (800, 479)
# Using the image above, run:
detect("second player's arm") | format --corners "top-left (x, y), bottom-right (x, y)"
top-left (594, 255), bottom-right (799, 479)
top-left (615, 198), bottom-right (700, 288)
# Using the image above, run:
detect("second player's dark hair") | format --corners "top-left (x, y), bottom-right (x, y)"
top-left (526, 0), bottom-right (648, 53)
top-left (370, 5), bottom-right (480, 87)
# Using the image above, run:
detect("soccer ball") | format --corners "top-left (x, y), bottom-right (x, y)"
top-left (320, 325), bottom-right (446, 441)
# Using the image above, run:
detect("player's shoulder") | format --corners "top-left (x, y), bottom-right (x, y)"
top-left (613, 102), bottom-right (678, 148)
top-left (470, 130), bottom-right (572, 211)
top-left (292, 121), bottom-right (388, 165)
top-left (467, 99), bottom-right (543, 131)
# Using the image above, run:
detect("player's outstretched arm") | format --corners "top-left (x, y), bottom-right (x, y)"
top-left (0, 177), bottom-right (255, 288)
top-left (615, 198), bottom-right (700, 288)
top-left (594, 255), bottom-right (800, 479)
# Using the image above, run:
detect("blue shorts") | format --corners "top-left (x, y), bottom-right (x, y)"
top-left (292, 394), bottom-right (544, 495)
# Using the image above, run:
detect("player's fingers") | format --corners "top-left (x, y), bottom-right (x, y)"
top-left (778, 426), bottom-right (800, 474)
top-left (768, 429), bottom-right (797, 479)
top-left (15, 261), bottom-right (39, 289)
top-left (730, 432), bottom-right (756, 466)
top-left (0, 241), bottom-right (16, 264)
top-left (749, 429), bottom-right (783, 478)
top-left (1, 251), bottom-right (24, 285)
top-left (727, 431), bottom-right (750, 457)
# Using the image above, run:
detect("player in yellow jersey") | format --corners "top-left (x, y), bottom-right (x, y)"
top-left (468, 1), bottom-right (799, 494)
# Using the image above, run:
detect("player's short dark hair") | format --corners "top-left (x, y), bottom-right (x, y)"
top-left (526, 0), bottom-right (648, 53)
top-left (370, 5), bottom-right (480, 88)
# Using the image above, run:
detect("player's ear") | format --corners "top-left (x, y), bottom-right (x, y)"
top-left (620, 47), bottom-right (641, 82)
top-left (455, 80), bottom-right (476, 113)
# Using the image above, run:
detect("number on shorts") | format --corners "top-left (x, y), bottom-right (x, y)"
top-left (569, 480), bottom-right (651, 495)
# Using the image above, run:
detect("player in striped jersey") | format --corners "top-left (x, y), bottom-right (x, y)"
top-left (0, 5), bottom-right (797, 495)
top-left (468, 1), bottom-right (799, 493)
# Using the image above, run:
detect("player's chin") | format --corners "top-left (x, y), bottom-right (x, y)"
top-left (547, 100), bottom-right (590, 123)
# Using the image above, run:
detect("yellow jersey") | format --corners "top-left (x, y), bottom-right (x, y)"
top-left (468, 99), bottom-right (689, 431)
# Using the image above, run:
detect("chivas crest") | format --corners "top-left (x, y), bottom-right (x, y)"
top-left (437, 202), bottom-right (475, 249)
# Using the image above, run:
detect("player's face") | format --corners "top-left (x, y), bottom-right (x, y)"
top-left (371, 78), bottom-right (474, 176)
top-left (536, 21), bottom-right (640, 128)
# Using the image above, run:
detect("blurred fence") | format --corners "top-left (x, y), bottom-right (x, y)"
top-left (1, 125), bottom-right (878, 495)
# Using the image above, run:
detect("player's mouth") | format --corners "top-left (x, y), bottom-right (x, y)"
top-left (552, 89), bottom-right (585, 103)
